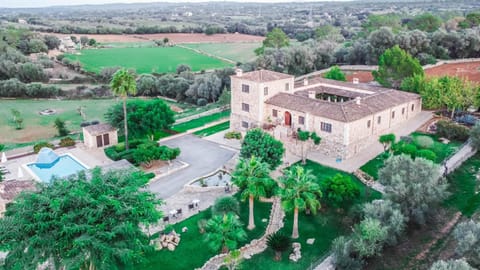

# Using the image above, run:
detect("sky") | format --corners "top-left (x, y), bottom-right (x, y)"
top-left (0, 0), bottom-right (348, 8)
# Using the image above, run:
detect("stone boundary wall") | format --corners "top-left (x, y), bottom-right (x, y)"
top-left (423, 58), bottom-right (480, 70)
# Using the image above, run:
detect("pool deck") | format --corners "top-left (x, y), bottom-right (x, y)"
top-left (1, 143), bottom-right (114, 182)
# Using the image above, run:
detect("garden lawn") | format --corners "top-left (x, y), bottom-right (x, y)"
top-left (0, 99), bottom-right (117, 146)
top-left (360, 132), bottom-right (462, 180)
top-left (182, 42), bottom-right (261, 63)
top-left (134, 193), bottom-right (272, 270)
top-left (242, 160), bottom-right (381, 270)
top-left (171, 110), bottom-right (230, 133)
top-left (193, 121), bottom-right (230, 137)
top-left (444, 153), bottom-right (480, 216)
top-left (65, 46), bottom-right (231, 74)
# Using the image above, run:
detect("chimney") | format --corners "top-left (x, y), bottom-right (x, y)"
top-left (303, 77), bottom-right (309, 86)
top-left (353, 78), bottom-right (359, 84)
top-left (308, 90), bottom-right (315, 99)
top-left (355, 97), bottom-right (361, 105)
top-left (235, 68), bottom-right (243, 77)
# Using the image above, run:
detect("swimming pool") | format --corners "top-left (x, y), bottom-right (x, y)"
top-left (27, 154), bottom-right (88, 183)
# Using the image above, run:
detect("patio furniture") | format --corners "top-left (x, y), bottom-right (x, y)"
top-left (163, 216), bottom-right (169, 223)
top-left (176, 208), bottom-right (182, 217)
top-left (192, 199), bottom-right (200, 208)
top-left (188, 203), bottom-right (195, 210)
top-left (169, 209), bottom-right (178, 218)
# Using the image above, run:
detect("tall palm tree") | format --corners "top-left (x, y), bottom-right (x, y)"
top-left (279, 166), bottom-right (322, 239)
top-left (204, 213), bottom-right (247, 254)
top-left (110, 69), bottom-right (137, 150)
top-left (232, 156), bottom-right (274, 230)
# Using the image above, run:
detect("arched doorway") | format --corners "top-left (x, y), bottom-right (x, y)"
top-left (285, 111), bottom-right (292, 126)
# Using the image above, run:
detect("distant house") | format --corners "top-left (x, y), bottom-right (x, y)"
top-left (17, 19), bottom-right (27, 24)
top-left (83, 123), bottom-right (118, 149)
top-left (59, 36), bottom-right (76, 52)
top-left (230, 69), bottom-right (422, 160)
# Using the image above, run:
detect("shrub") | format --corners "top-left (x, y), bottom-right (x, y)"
top-left (59, 137), bottom-right (75, 147)
top-left (80, 122), bottom-right (91, 127)
top-left (436, 120), bottom-right (469, 141)
top-left (197, 98), bottom-right (208, 106)
top-left (115, 143), bottom-right (125, 152)
top-left (104, 146), bottom-right (120, 161)
top-left (33, 142), bottom-right (54, 153)
top-left (266, 231), bottom-right (291, 261)
top-left (224, 131), bottom-right (242, 140)
top-left (413, 135), bottom-right (434, 149)
top-left (212, 196), bottom-right (240, 216)
top-left (401, 143), bottom-right (417, 157)
top-left (416, 149), bottom-right (437, 161)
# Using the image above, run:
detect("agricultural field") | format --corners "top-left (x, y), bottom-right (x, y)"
top-left (182, 42), bottom-right (261, 63)
top-left (64, 46), bottom-right (232, 74)
top-left (425, 61), bottom-right (480, 84)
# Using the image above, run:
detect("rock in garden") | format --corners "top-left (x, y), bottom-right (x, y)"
top-left (306, 238), bottom-right (315, 245)
top-left (167, 243), bottom-right (176, 251)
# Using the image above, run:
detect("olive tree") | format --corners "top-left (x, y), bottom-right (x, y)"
top-left (379, 154), bottom-right (449, 225)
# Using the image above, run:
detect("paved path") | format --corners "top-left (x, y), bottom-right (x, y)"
top-left (308, 111), bottom-right (433, 173)
top-left (149, 134), bottom-right (235, 199)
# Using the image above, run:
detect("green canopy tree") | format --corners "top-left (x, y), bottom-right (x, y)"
top-left (372, 45), bottom-right (424, 89)
top-left (204, 213), bottom-right (247, 254)
top-left (232, 156), bottom-right (275, 230)
top-left (407, 13), bottom-right (442, 32)
top-left (379, 133), bottom-right (396, 152)
top-left (240, 128), bottom-right (285, 169)
top-left (321, 173), bottom-right (360, 209)
top-left (279, 166), bottom-right (322, 238)
top-left (324, 66), bottom-right (347, 81)
top-left (0, 168), bottom-right (162, 270)
top-left (379, 154), bottom-right (448, 225)
top-left (106, 98), bottom-right (174, 140)
top-left (255, 28), bottom-right (290, 55)
top-left (297, 130), bottom-right (321, 164)
top-left (110, 68), bottom-right (137, 150)
top-left (430, 259), bottom-right (474, 270)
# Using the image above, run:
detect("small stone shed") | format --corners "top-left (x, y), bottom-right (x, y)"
top-left (82, 123), bottom-right (118, 149)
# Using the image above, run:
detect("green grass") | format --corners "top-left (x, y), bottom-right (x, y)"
top-left (193, 121), bottom-right (230, 137)
top-left (444, 153), bottom-right (480, 216)
top-left (0, 99), bottom-right (117, 145)
top-left (135, 194), bottom-right (272, 270)
top-left (171, 110), bottom-right (230, 133)
top-left (65, 46), bottom-right (231, 74)
top-left (182, 42), bottom-right (261, 63)
top-left (241, 160), bottom-right (381, 270)
top-left (360, 132), bottom-right (462, 180)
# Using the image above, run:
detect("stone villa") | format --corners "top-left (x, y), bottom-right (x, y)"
top-left (230, 69), bottom-right (422, 159)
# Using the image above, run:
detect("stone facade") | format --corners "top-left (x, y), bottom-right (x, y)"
top-left (230, 69), bottom-right (422, 160)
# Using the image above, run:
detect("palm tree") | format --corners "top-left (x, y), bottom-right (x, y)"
top-left (204, 213), bottom-right (247, 254)
top-left (279, 166), bottom-right (322, 239)
top-left (266, 231), bottom-right (291, 261)
top-left (232, 156), bottom-right (274, 230)
top-left (110, 68), bottom-right (137, 150)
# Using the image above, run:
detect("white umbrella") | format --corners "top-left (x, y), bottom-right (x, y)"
top-left (17, 167), bottom-right (24, 178)
top-left (0, 152), bottom-right (6, 163)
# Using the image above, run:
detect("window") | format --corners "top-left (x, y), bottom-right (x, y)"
top-left (241, 121), bottom-right (249, 128)
top-left (320, 122), bottom-right (332, 133)
top-left (285, 83), bottom-right (290, 91)
top-left (411, 104), bottom-right (415, 111)
top-left (367, 120), bottom-right (371, 128)
top-left (242, 84), bottom-right (250, 93)
top-left (242, 103), bottom-right (250, 112)
top-left (391, 111), bottom-right (395, 119)
top-left (272, 109), bottom-right (278, 117)
top-left (377, 116), bottom-right (381, 124)
top-left (402, 108), bottom-right (405, 115)
top-left (264, 87), bottom-right (268, 96)
top-left (298, 116), bottom-right (305, 125)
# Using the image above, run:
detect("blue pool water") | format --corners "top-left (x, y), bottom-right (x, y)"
top-left (27, 155), bottom-right (87, 183)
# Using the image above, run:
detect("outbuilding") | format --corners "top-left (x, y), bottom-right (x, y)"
top-left (82, 123), bottom-right (118, 149)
